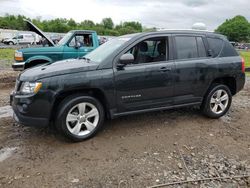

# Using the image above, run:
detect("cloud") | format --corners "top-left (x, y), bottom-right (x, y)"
top-left (0, 0), bottom-right (249, 31)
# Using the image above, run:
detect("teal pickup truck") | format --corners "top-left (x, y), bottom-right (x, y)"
top-left (13, 20), bottom-right (99, 70)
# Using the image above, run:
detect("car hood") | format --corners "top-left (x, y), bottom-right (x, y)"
top-left (18, 45), bottom-right (63, 53)
top-left (24, 19), bottom-right (55, 47)
top-left (19, 59), bottom-right (99, 81)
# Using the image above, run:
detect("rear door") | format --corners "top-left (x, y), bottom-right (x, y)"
top-left (173, 34), bottom-right (211, 105)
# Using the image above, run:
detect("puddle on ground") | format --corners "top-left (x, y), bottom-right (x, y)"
top-left (0, 105), bottom-right (13, 118)
top-left (0, 147), bottom-right (17, 162)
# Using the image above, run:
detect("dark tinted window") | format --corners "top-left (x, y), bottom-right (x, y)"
top-left (196, 37), bottom-right (207, 57)
top-left (220, 41), bottom-right (238, 57)
top-left (207, 37), bottom-right (223, 57)
top-left (175, 36), bottom-right (198, 59)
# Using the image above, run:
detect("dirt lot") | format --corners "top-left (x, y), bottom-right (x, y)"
top-left (0, 70), bottom-right (250, 188)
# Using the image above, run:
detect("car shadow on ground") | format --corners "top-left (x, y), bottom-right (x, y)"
top-left (13, 106), bottom-right (204, 144)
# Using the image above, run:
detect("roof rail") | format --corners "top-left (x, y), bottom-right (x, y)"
top-left (156, 28), bottom-right (214, 33)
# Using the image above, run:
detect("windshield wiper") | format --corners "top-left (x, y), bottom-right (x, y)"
top-left (79, 56), bottom-right (90, 63)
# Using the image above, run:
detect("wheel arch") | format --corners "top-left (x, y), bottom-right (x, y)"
top-left (207, 76), bottom-right (237, 96)
top-left (25, 56), bottom-right (52, 69)
top-left (49, 88), bottom-right (110, 123)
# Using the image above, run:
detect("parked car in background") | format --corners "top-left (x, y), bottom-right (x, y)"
top-left (3, 33), bottom-right (39, 45)
top-left (12, 20), bottom-right (99, 70)
top-left (237, 43), bottom-right (250, 50)
top-left (0, 29), bottom-right (17, 43)
top-left (11, 30), bottom-right (245, 141)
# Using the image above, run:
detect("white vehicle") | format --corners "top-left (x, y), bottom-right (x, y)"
top-left (0, 29), bottom-right (16, 43)
top-left (3, 33), bottom-right (38, 45)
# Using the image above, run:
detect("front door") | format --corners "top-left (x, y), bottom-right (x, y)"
top-left (63, 33), bottom-right (95, 59)
top-left (78, 34), bottom-right (95, 57)
top-left (114, 36), bottom-right (175, 113)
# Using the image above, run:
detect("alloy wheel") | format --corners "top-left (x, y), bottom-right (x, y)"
top-left (66, 102), bottom-right (99, 136)
top-left (210, 89), bottom-right (229, 114)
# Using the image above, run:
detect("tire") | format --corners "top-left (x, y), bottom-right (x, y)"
top-left (55, 95), bottom-right (105, 142)
top-left (201, 84), bottom-right (232, 118)
top-left (8, 42), bottom-right (14, 45)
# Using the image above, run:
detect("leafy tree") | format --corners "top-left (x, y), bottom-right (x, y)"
top-left (68, 18), bottom-right (77, 28)
top-left (215, 15), bottom-right (250, 42)
top-left (123, 21), bottom-right (142, 31)
top-left (80, 20), bottom-right (95, 28)
top-left (101, 18), bottom-right (114, 29)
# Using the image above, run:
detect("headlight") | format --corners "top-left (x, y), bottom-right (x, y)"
top-left (15, 51), bottom-right (23, 61)
top-left (20, 82), bottom-right (42, 94)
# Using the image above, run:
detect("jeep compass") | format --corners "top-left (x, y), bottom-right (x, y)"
top-left (11, 30), bottom-right (245, 141)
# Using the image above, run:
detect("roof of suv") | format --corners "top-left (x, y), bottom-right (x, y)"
top-left (121, 30), bottom-right (226, 40)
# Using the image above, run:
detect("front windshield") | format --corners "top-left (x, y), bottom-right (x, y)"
top-left (57, 32), bottom-right (73, 46)
top-left (85, 37), bottom-right (130, 63)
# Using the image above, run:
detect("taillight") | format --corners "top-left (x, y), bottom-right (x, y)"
top-left (241, 57), bottom-right (245, 73)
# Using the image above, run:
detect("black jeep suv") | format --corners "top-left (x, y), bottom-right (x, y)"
top-left (11, 30), bottom-right (245, 141)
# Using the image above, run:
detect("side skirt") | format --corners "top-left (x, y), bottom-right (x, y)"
top-left (111, 102), bottom-right (201, 119)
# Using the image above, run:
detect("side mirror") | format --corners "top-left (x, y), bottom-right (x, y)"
top-left (118, 54), bottom-right (134, 68)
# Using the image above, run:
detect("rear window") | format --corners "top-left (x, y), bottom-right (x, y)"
top-left (207, 37), bottom-right (223, 57)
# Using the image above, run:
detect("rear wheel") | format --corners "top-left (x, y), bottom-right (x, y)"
top-left (201, 84), bottom-right (232, 118)
top-left (56, 95), bottom-right (105, 141)
top-left (8, 41), bottom-right (14, 45)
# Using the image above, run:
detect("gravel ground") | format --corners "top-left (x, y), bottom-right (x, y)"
top-left (0, 71), bottom-right (249, 188)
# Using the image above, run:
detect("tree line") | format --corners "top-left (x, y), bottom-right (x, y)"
top-left (0, 14), bottom-right (154, 36)
top-left (0, 14), bottom-right (250, 41)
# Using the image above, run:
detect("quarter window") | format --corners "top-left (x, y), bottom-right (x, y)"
top-left (220, 41), bottom-right (238, 57)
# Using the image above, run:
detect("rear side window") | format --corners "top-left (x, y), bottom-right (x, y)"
top-left (175, 36), bottom-right (198, 59)
top-left (175, 36), bottom-right (207, 60)
top-left (207, 37), bottom-right (223, 57)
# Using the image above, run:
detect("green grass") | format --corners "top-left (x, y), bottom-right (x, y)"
top-left (239, 51), bottom-right (250, 68)
top-left (0, 48), bottom-right (15, 68)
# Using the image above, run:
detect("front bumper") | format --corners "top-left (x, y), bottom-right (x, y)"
top-left (10, 91), bottom-right (49, 127)
top-left (12, 62), bottom-right (25, 71)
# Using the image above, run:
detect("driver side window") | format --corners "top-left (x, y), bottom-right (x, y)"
top-left (68, 34), bottom-right (94, 47)
top-left (126, 37), bottom-right (168, 64)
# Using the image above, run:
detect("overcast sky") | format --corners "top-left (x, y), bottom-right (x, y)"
top-left (0, 0), bottom-right (250, 30)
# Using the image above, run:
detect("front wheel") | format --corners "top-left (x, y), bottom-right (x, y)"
top-left (56, 95), bottom-right (105, 142)
top-left (201, 84), bottom-right (232, 118)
